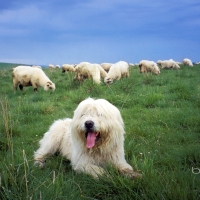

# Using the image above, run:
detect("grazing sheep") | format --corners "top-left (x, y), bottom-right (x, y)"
top-left (74, 62), bottom-right (101, 84)
top-left (182, 58), bottom-right (193, 67)
top-left (62, 64), bottom-right (76, 73)
top-left (74, 62), bottom-right (90, 82)
top-left (55, 65), bottom-right (60, 68)
top-left (160, 60), bottom-right (180, 69)
top-left (12, 66), bottom-right (55, 92)
top-left (96, 64), bottom-right (108, 79)
top-left (138, 60), bottom-right (160, 75)
top-left (104, 61), bottom-right (129, 84)
top-left (48, 64), bottom-right (55, 68)
top-left (157, 60), bottom-right (162, 66)
top-left (101, 63), bottom-right (113, 72)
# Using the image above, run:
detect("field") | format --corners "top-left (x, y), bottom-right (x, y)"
top-left (0, 63), bottom-right (200, 199)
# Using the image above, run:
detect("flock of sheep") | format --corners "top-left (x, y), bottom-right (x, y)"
top-left (11, 58), bottom-right (194, 92)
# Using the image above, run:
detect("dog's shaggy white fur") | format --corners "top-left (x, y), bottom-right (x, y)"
top-left (34, 98), bottom-right (141, 179)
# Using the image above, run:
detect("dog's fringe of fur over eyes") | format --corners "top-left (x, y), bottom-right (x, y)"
top-left (34, 97), bottom-right (142, 179)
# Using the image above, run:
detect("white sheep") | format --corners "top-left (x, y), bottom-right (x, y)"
top-left (74, 62), bottom-right (101, 84)
top-left (138, 60), bottom-right (160, 75)
top-left (104, 61), bottom-right (129, 84)
top-left (48, 64), bottom-right (55, 68)
top-left (157, 60), bottom-right (162, 66)
top-left (182, 58), bottom-right (193, 67)
top-left (62, 64), bottom-right (76, 73)
top-left (55, 65), bottom-right (60, 68)
top-left (160, 60), bottom-right (180, 69)
top-left (12, 66), bottom-right (56, 92)
top-left (100, 63), bottom-right (113, 72)
top-left (96, 64), bottom-right (108, 79)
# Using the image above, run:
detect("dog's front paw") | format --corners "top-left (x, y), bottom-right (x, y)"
top-left (129, 170), bottom-right (142, 179)
top-left (120, 168), bottom-right (142, 179)
top-left (34, 160), bottom-right (46, 169)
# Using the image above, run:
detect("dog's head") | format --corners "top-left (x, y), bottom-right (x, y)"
top-left (71, 98), bottom-right (124, 149)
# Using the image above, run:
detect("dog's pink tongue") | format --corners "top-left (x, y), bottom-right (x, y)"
top-left (86, 132), bottom-right (96, 148)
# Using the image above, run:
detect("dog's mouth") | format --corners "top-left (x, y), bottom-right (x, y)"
top-left (85, 132), bottom-right (101, 149)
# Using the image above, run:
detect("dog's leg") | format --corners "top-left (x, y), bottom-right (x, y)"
top-left (34, 145), bottom-right (56, 168)
top-left (74, 163), bottom-right (106, 179)
top-left (34, 119), bottom-right (70, 168)
top-left (34, 132), bottom-right (61, 168)
top-left (34, 149), bottom-right (49, 168)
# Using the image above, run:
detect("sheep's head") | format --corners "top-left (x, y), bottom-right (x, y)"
top-left (45, 81), bottom-right (55, 91)
top-left (154, 69), bottom-right (160, 75)
top-left (104, 77), bottom-right (113, 84)
top-left (138, 64), bottom-right (145, 73)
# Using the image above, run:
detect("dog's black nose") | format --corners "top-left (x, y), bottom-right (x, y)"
top-left (85, 120), bottom-right (94, 129)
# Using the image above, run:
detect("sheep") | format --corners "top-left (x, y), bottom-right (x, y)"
top-left (160, 60), bottom-right (180, 69)
top-left (104, 61), bottom-right (129, 84)
top-left (100, 63), bottom-right (113, 72)
top-left (74, 62), bottom-right (102, 84)
top-left (12, 66), bottom-right (55, 92)
top-left (62, 64), bottom-right (76, 73)
top-left (157, 60), bottom-right (162, 66)
top-left (48, 64), bottom-right (55, 68)
top-left (74, 62), bottom-right (90, 81)
top-left (55, 65), bottom-right (60, 68)
top-left (182, 58), bottom-right (193, 67)
top-left (96, 64), bottom-right (108, 79)
top-left (138, 60), bottom-right (160, 75)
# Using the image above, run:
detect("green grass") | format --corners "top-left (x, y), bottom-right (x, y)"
top-left (0, 63), bottom-right (200, 199)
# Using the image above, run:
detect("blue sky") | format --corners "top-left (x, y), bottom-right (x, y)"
top-left (0, 0), bottom-right (200, 65)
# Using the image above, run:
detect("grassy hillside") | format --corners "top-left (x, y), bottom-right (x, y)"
top-left (0, 62), bottom-right (23, 70)
top-left (0, 62), bottom-right (48, 70)
top-left (0, 64), bottom-right (200, 199)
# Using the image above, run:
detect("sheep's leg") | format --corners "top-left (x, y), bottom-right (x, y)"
top-left (127, 71), bottom-right (130, 77)
top-left (19, 84), bottom-right (24, 91)
top-left (13, 85), bottom-right (17, 92)
top-left (13, 80), bottom-right (18, 92)
top-left (32, 82), bottom-right (38, 92)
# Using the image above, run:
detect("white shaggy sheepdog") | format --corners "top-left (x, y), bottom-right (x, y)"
top-left (34, 98), bottom-right (141, 179)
